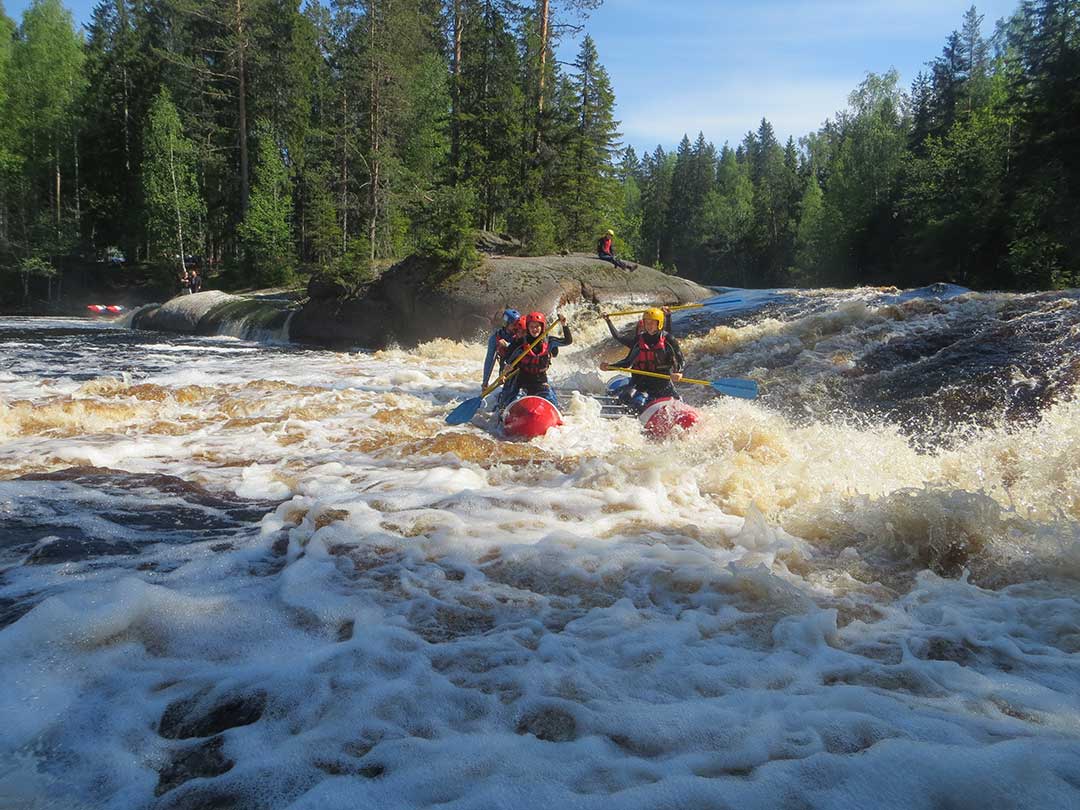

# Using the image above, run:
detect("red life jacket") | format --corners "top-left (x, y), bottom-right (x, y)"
top-left (518, 340), bottom-right (551, 380)
top-left (632, 333), bottom-right (670, 373)
top-left (601, 236), bottom-right (613, 254)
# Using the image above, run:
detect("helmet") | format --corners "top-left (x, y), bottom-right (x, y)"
top-left (512, 315), bottom-right (527, 335)
top-left (525, 311), bottom-right (547, 331)
top-left (502, 308), bottom-right (521, 327)
top-left (606, 229), bottom-right (614, 236)
top-left (643, 307), bottom-right (665, 330)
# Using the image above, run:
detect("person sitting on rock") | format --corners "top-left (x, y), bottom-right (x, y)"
top-left (496, 311), bottom-right (572, 411)
top-left (482, 308), bottom-right (524, 388)
top-left (600, 307), bottom-right (684, 413)
top-left (597, 229), bottom-right (635, 271)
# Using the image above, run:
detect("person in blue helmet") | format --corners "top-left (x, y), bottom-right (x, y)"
top-left (482, 308), bottom-right (524, 388)
top-left (496, 311), bottom-right (572, 411)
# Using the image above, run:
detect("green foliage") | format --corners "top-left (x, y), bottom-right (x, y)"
top-left (791, 175), bottom-right (824, 285)
top-left (417, 184), bottom-right (481, 273)
top-left (558, 35), bottom-right (621, 248)
top-left (143, 88), bottom-right (205, 268)
top-left (510, 197), bottom-right (558, 256)
top-left (3, 0), bottom-right (1080, 300)
top-left (238, 123), bottom-right (296, 286)
top-left (4, 0), bottom-right (84, 262)
top-left (19, 255), bottom-right (57, 278)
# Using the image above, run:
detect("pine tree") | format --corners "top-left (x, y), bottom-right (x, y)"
top-left (559, 34), bottom-right (620, 246)
top-left (82, 0), bottom-right (157, 260)
top-left (700, 143), bottom-right (753, 285)
top-left (457, 0), bottom-right (523, 231)
top-left (1004, 0), bottom-right (1080, 287)
top-left (639, 145), bottom-right (673, 266)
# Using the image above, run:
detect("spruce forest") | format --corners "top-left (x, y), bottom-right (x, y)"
top-left (0, 0), bottom-right (1078, 299)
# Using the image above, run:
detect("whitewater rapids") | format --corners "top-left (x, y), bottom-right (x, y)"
top-left (1, 289), bottom-right (1079, 809)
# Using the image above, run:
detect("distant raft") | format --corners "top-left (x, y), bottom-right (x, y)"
top-left (502, 396), bottom-right (563, 439)
top-left (638, 397), bottom-right (700, 439)
top-left (87, 304), bottom-right (125, 315)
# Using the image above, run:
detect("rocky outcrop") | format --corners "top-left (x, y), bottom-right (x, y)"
top-left (131, 291), bottom-right (295, 341)
top-left (290, 253), bottom-right (713, 348)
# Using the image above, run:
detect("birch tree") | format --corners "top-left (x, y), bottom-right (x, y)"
top-left (143, 88), bottom-right (205, 270)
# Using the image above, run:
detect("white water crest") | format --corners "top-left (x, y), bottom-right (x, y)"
top-left (1, 297), bottom-right (1079, 810)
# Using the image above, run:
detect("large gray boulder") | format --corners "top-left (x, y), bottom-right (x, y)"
top-left (290, 253), bottom-right (713, 348)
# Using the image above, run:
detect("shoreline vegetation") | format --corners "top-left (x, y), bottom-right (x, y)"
top-left (1, 1), bottom-right (1078, 317)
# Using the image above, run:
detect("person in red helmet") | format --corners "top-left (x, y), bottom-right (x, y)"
top-left (495, 311), bottom-right (572, 410)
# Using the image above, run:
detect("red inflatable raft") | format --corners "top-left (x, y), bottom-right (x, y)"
top-left (638, 397), bottom-right (700, 439)
top-left (87, 304), bottom-right (125, 315)
top-left (502, 396), bottom-right (563, 439)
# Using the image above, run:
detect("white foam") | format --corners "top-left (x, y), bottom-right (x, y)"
top-left (1, 313), bottom-right (1079, 809)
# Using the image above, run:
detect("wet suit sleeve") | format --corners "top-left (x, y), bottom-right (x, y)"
top-left (609, 344), bottom-right (640, 370)
top-left (667, 333), bottom-right (685, 373)
top-left (482, 331), bottom-right (500, 386)
top-left (606, 317), bottom-right (635, 347)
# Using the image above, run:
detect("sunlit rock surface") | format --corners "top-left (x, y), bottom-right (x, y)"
top-left (290, 253), bottom-right (714, 347)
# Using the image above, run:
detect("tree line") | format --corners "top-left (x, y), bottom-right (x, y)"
top-left (0, 0), bottom-right (617, 292)
top-left (0, 0), bottom-right (1077, 297)
top-left (618, 2), bottom-right (1080, 290)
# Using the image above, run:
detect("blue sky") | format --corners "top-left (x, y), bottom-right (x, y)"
top-left (6, 0), bottom-right (1021, 154)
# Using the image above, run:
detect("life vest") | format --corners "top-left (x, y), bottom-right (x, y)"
top-left (599, 236), bottom-right (613, 254)
top-left (632, 333), bottom-right (671, 373)
top-left (517, 340), bottom-right (551, 380)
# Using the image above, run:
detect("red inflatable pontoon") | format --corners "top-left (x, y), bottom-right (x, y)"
top-left (638, 397), bottom-right (700, 439)
top-left (502, 396), bottom-right (563, 439)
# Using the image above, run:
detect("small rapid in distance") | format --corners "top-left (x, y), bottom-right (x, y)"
top-left (1, 286), bottom-right (1079, 810)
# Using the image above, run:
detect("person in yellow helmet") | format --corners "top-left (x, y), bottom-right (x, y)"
top-left (597, 229), bottom-right (636, 271)
top-left (600, 306), bottom-right (684, 412)
top-left (603, 305), bottom-right (674, 347)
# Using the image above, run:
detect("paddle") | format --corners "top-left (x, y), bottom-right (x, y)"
top-left (609, 368), bottom-right (759, 400)
top-left (602, 299), bottom-right (743, 318)
top-left (446, 317), bottom-right (561, 425)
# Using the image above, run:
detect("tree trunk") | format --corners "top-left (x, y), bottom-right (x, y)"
top-left (236, 0), bottom-right (250, 216)
top-left (368, 0), bottom-right (380, 265)
top-left (451, 0), bottom-right (462, 180)
top-left (533, 0), bottom-right (549, 153)
top-left (169, 139), bottom-right (188, 273)
top-left (74, 130), bottom-right (81, 224)
top-left (55, 142), bottom-right (62, 232)
top-left (341, 90), bottom-right (349, 252)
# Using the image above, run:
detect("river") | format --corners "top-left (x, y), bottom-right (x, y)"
top-left (2, 287), bottom-right (1079, 809)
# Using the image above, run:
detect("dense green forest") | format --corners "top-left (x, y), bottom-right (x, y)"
top-left (0, 0), bottom-right (1077, 299)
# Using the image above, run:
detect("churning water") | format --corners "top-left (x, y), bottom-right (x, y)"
top-left (2, 288), bottom-right (1079, 809)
